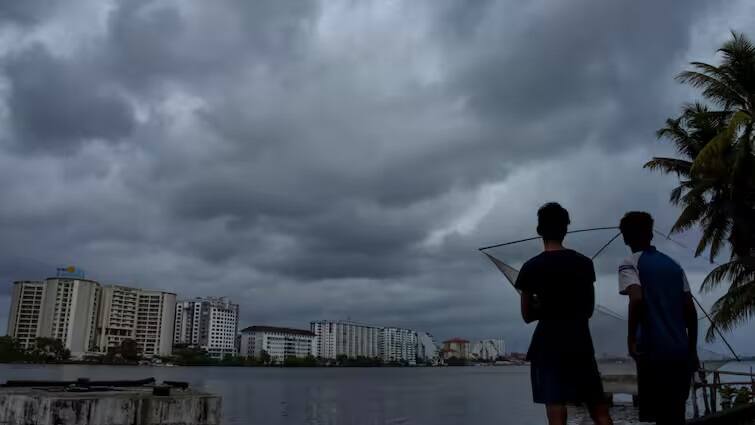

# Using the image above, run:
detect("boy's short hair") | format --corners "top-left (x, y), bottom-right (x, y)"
top-left (537, 202), bottom-right (570, 242)
top-left (620, 211), bottom-right (654, 243)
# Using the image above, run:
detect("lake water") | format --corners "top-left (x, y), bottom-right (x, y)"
top-left (0, 362), bottom-right (751, 424)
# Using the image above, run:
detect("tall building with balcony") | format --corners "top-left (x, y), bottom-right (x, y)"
top-left (310, 320), bottom-right (380, 359)
top-left (174, 297), bottom-right (239, 359)
top-left (7, 281), bottom-right (46, 350)
top-left (379, 327), bottom-right (417, 364)
top-left (239, 326), bottom-right (315, 362)
top-left (96, 286), bottom-right (176, 357)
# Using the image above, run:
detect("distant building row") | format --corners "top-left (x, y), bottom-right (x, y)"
top-left (239, 320), bottom-right (439, 364)
top-left (439, 338), bottom-right (506, 361)
top-left (7, 273), bottom-right (239, 359)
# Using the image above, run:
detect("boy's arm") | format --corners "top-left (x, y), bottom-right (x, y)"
top-left (683, 292), bottom-right (699, 369)
top-left (619, 258), bottom-right (642, 360)
top-left (626, 284), bottom-right (642, 360)
top-left (520, 291), bottom-right (539, 324)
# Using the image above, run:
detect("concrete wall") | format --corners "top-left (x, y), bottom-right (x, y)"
top-left (0, 390), bottom-right (221, 425)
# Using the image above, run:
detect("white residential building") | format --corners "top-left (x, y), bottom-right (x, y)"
top-left (7, 281), bottom-right (46, 350)
top-left (96, 285), bottom-right (176, 357)
top-left (8, 271), bottom-right (176, 358)
top-left (239, 326), bottom-right (315, 362)
top-left (310, 320), bottom-right (380, 359)
top-left (174, 297), bottom-right (239, 359)
top-left (416, 332), bottom-right (439, 362)
top-left (134, 289), bottom-right (176, 357)
top-left (470, 339), bottom-right (506, 361)
top-left (379, 327), bottom-right (417, 364)
top-left (38, 277), bottom-right (101, 358)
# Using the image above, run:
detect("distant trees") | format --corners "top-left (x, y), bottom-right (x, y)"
top-left (0, 337), bottom-right (69, 363)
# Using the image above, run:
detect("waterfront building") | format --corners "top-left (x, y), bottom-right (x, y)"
top-left (7, 268), bottom-right (176, 358)
top-left (174, 297), bottom-right (239, 359)
top-left (379, 327), bottom-right (417, 364)
top-left (310, 320), bottom-right (380, 359)
top-left (239, 326), bottom-right (315, 362)
top-left (134, 289), bottom-right (176, 357)
top-left (470, 339), bottom-right (506, 361)
top-left (416, 332), bottom-right (439, 362)
top-left (96, 285), bottom-right (139, 353)
top-left (7, 281), bottom-right (46, 350)
top-left (38, 277), bottom-right (102, 358)
top-left (440, 338), bottom-right (470, 360)
top-left (96, 285), bottom-right (176, 357)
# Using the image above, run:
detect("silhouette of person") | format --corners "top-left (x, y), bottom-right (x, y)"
top-left (618, 211), bottom-right (699, 425)
top-left (515, 203), bottom-right (612, 425)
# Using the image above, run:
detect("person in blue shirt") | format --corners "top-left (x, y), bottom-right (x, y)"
top-left (515, 203), bottom-right (612, 425)
top-left (618, 211), bottom-right (699, 425)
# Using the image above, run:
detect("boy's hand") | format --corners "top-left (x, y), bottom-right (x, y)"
top-left (628, 339), bottom-right (641, 361)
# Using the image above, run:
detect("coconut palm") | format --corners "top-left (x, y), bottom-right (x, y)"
top-left (647, 32), bottom-right (755, 341)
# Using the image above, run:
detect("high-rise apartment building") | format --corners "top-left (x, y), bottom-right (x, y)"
top-left (7, 281), bottom-right (46, 350)
top-left (310, 320), bottom-right (380, 359)
top-left (7, 271), bottom-right (176, 358)
top-left (470, 339), bottom-right (506, 361)
top-left (38, 277), bottom-right (101, 358)
top-left (96, 286), bottom-right (176, 357)
top-left (174, 297), bottom-right (239, 358)
top-left (379, 327), bottom-right (417, 364)
top-left (96, 285), bottom-right (139, 353)
top-left (135, 289), bottom-right (176, 357)
top-left (239, 326), bottom-right (315, 362)
top-left (416, 332), bottom-right (439, 362)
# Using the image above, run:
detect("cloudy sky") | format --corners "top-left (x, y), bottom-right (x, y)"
top-left (1, 0), bottom-right (753, 354)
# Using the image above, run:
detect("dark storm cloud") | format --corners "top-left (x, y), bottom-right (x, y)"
top-left (0, 0), bottom-right (752, 350)
top-left (0, 0), bottom-right (56, 26)
top-left (4, 45), bottom-right (135, 153)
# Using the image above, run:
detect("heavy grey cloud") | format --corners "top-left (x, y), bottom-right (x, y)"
top-left (0, 0), bottom-right (752, 354)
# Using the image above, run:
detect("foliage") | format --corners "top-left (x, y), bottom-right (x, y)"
top-left (648, 32), bottom-right (755, 340)
top-left (335, 354), bottom-right (383, 367)
top-left (29, 337), bottom-right (70, 362)
top-left (283, 355), bottom-right (317, 367)
top-left (0, 336), bottom-right (26, 362)
top-left (171, 345), bottom-right (216, 365)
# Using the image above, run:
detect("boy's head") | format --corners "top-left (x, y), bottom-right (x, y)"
top-left (537, 202), bottom-right (570, 242)
top-left (620, 211), bottom-right (654, 251)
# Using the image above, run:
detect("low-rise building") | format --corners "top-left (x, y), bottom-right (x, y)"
top-left (440, 338), bottom-right (470, 361)
top-left (239, 326), bottom-right (315, 362)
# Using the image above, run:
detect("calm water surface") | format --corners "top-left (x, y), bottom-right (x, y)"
top-left (0, 364), bottom-right (542, 425)
top-left (1, 362), bottom-right (751, 424)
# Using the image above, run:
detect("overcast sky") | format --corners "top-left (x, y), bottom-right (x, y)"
top-left (1, 0), bottom-right (753, 355)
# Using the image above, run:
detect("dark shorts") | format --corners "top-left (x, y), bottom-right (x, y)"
top-left (637, 357), bottom-right (693, 423)
top-left (530, 357), bottom-right (605, 405)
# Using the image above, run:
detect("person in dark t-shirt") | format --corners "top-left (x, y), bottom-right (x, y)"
top-left (514, 203), bottom-right (612, 425)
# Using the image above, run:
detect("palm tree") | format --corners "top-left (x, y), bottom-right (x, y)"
top-left (647, 32), bottom-right (755, 341)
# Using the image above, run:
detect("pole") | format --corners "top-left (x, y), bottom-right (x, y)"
top-left (478, 226), bottom-right (620, 251)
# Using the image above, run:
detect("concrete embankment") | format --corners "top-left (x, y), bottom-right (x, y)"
top-left (0, 385), bottom-right (221, 425)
